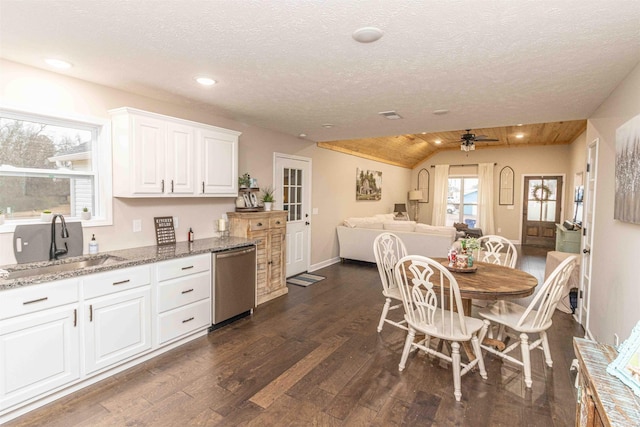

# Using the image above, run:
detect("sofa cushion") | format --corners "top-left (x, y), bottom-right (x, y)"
top-left (415, 223), bottom-right (457, 238)
top-left (383, 221), bottom-right (416, 232)
top-left (374, 213), bottom-right (396, 222)
top-left (358, 222), bottom-right (384, 229)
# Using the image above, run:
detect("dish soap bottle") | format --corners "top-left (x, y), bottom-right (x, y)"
top-left (188, 228), bottom-right (194, 242)
top-left (89, 234), bottom-right (99, 254)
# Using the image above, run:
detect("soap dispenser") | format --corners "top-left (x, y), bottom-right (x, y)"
top-left (89, 234), bottom-right (99, 254)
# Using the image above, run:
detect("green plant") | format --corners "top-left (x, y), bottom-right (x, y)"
top-left (82, 207), bottom-right (89, 212)
top-left (261, 186), bottom-right (275, 203)
top-left (42, 209), bottom-right (52, 214)
top-left (238, 173), bottom-right (251, 188)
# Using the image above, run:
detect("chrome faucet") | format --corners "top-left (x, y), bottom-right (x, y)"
top-left (49, 214), bottom-right (69, 260)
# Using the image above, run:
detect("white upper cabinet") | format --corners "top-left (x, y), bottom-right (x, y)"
top-left (110, 107), bottom-right (240, 197)
top-left (198, 127), bottom-right (238, 195)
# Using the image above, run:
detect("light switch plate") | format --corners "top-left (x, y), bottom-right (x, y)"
top-left (133, 219), bottom-right (142, 232)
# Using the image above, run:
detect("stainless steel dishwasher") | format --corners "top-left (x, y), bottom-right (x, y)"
top-left (211, 245), bottom-right (256, 327)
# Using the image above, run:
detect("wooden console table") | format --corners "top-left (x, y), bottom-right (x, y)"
top-left (574, 338), bottom-right (640, 426)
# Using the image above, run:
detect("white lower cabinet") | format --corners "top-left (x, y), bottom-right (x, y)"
top-left (0, 255), bottom-right (212, 423)
top-left (155, 254), bottom-right (211, 345)
top-left (0, 279), bottom-right (80, 412)
top-left (83, 286), bottom-right (152, 374)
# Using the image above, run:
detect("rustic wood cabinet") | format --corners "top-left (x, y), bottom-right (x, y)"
top-left (574, 338), bottom-right (640, 426)
top-left (228, 211), bottom-right (287, 305)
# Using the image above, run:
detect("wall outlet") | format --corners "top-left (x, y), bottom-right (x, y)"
top-left (497, 227), bottom-right (502, 233)
top-left (173, 216), bottom-right (179, 229)
top-left (614, 333), bottom-right (620, 348)
top-left (132, 219), bottom-right (142, 233)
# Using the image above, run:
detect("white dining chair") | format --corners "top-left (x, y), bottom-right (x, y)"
top-left (478, 255), bottom-right (578, 388)
top-left (395, 255), bottom-right (488, 402)
top-left (373, 232), bottom-right (408, 332)
top-left (476, 235), bottom-right (518, 268)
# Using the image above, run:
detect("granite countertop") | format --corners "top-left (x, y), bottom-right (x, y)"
top-left (0, 236), bottom-right (255, 290)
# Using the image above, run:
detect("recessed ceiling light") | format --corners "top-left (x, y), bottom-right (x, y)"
top-left (352, 27), bottom-right (384, 43)
top-left (195, 77), bottom-right (216, 86)
top-left (435, 140), bottom-right (442, 144)
top-left (421, 132), bottom-right (427, 135)
top-left (516, 123), bottom-right (523, 126)
top-left (515, 133), bottom-right (524, 138)
top-left (298, 133), bottom-right (307, 138)
top-left (322, 123), bottom-right (334, 129)
top-left (432, 109), bottom-right (449, 115)
top-left (45, 58), bottom-right (72, 69)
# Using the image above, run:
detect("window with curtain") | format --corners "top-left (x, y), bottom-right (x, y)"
top-left (446, 176), bottom-right (479, 227)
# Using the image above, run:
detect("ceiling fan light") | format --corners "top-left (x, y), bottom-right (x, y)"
top-left (352, 27), bottom-right (384, 43)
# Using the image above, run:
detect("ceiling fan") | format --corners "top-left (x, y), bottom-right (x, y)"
top-left (451, 129), bottom-right (499, 152)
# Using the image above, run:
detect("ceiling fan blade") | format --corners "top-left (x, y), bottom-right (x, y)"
top-left (474, 137), bottom-right (499, 142)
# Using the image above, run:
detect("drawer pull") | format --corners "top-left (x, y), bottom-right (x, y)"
top-left (181, 288), bottom-right (194, 294)
top-left (182, 317), bottom-right (194, 323)
top-left (257, 222), bottom-right (263, 226)
top-left (23, 297), bottom-right (48, 305)
top-left (90, 305), bottom-right (93, 322)
top-left (73, 309), bottom-right (77, 327)
top-left (181, 265), bottom-right (194, 270)
top-left (113, 279), bottom-right (130, 286)
top-left (276, 221), bottom-right (281, 225)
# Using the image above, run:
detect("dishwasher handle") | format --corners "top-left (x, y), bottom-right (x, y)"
top-left (216, 247), bottom-right (255, 259)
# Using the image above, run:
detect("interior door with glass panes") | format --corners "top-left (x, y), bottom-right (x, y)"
top-left (522, 176), bottom-right (563, 247)
top-left (274, 154), bottom-right (311, 277)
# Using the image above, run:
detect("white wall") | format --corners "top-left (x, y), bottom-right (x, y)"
top-left (586, 61), bottom-right (640, 344)
top-left (0, 59), bottom-right (411, 267)
top-left (412, 144), bottom-right (575, 242)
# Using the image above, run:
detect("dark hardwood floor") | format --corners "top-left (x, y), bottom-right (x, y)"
top-left (6, 246), bottom-right (584, 426)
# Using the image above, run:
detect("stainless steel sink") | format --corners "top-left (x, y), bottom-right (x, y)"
top-left (6, 255), bottom-right (126, 280)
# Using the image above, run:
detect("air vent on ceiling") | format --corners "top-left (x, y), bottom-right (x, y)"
top-left (378, 111), bottom-right (403, 120)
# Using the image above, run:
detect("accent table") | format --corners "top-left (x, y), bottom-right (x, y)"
top-left (574, 337), bottom-right (640, 426)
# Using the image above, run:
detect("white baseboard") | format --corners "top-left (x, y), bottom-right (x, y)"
top-left (308, 257), bottom-right (341, 272)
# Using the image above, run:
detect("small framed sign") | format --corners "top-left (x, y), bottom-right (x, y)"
top-left (154, 216), bottom-right (176, 246)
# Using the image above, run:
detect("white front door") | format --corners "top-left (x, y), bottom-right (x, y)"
top-left (578, 138), bottom-right (598, 339)
top-left (274, 154), bottom-right (311, 277)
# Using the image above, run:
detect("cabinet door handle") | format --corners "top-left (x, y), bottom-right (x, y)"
top-left (113, 279), bottom-right (130, 286)
top-left (181, 265), bottom-right (194, 270)
top-left (276, 221), bottom-right (281, 225)
top-left (181, 288), bottom-right (194, 294)
top-left (202, 181), bottom-right (205, 193)
top-left (171, 180), bottom-right (174, 193)
top-left (23, 297), bottom-right (48, 305)
top-left (161, 179), bottom-right (165, 192)
top-left (74, 308), bottom-right (77, 327)
top-left (90, 305), bottom-right (93, 322)
top-left (182, 317), bottom-right (194, 323)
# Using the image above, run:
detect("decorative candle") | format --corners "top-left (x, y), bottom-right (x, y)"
top-left (218, 218), bottom-right (226, 232)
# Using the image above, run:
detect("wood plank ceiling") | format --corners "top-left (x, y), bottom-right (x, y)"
top-left (317, 120), bottom-right (587, 169)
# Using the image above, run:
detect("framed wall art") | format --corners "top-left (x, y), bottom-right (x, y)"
top-left (499, 166), bottom-right (514, 205)
top-left (356, 168), bottom-right (382, 201)
top-left (607, 320), bottom-right (640, 397)
top-left (615, 114), bottom-right (640, 224)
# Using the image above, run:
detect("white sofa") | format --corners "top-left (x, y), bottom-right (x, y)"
top-left (336, 214), bottom-right (457, 263)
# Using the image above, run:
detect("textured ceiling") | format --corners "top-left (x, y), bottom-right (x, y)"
top-left (0, 1), bottom-right (639, 162)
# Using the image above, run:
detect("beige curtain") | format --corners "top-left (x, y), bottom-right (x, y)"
top-left (478, 162), bottom-right (495, 234)
top-left (432, 164), bottom-right (449, 226)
